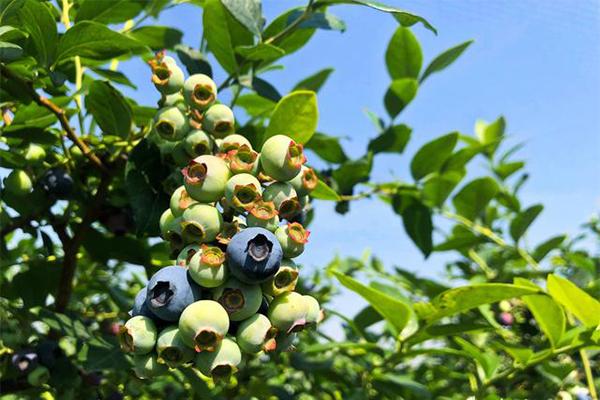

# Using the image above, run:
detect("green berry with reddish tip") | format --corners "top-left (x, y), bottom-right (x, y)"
top-left (172, 142), bottom-right (192, 167)
top-left (288, 166), bottom-right (318, 196)
top-left (132, 353), bottom-right (168, 379)
top-left (184, 130), bottom-right (213, 158)
top-left (262, 181), bottom-right (301, 220)
top-left (3, 169), bottom-right (32, 197)
top-left (275, 222), bottom-right (309, 258)
top-left (181, 155), bottom-right (230, 203)
top-left (224, 173), bottom-right (262, 211)
top-left (260, 135), bottom-right (306, 181)
top-left (246, 200), bottom-right (280, 232)
top-left (119, 316), bottom-right (157, 355)
top-left (176, 244), bottom-right (201, 267)
top-left (262, 259), bottom-right (298, 296)
top-left (27, 365), bottom-right (50, 386)
top-left (149, 53), bottom-right (184, 95)
top-left (154, 106), bottom-right (189, 141)
top-left (225, 144), bottom-right (259, 175)
top-left (236, 314), bottom-right (277, 354)
top-left (23, 143), bottom-right (46, 165)
top-left (178, 300), bottom-right (229, 352)
top-left (188, 245), bottom-right (228, 288)
top-left (213, 278), bottom-right (262, 321)
top-left (184, 74), bottom-right (217, 110)
top-left (216, 219), bottom-right (243, 246)
top-left (195, 338), bottom-right (241, 380)
top-left (203, 104), bottom-right (235, 138)
top-left (159, 209), bottom-right (183, 249)
top-left (268, 292), bottom-right (308, 334)
top-left (170, 185), bottom-right (197, 217)
top-left (219, 134), bottom-right (252, 153)
top-left (156, 326), bottom-right (195, 368)
top-left (303, 295), bottom-right (323, 327)
top-left (181, 204), bottom-right (223, 244)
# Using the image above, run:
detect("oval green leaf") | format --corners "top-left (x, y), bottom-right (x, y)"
top-left (265, 90), bottom-right (318, 144)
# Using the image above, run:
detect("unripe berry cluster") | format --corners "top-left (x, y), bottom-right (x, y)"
top-left (119, 52), bottom-right (323, 380)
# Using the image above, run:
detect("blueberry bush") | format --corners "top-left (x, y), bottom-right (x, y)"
top-left (0, 1), bottom-right (598, 399)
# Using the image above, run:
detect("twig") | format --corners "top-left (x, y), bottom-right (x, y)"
top-left (580, 349), bottom-right (598, 400)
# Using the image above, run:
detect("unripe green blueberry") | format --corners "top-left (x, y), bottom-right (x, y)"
top-left (162, 92), bottom-right (187, 112)
top-left (260, 135), bottom-right (306, 181)
top-left (288, 166), bottom-right (318, 196)
top-left (246, 200), bottom-right (280, 232)
top-left (170, 185), bottom-right (197, 217)
top-left (178, 300), bottom-right (229, 352)
top-left (236, 314), bottom-right (277, 354)
top-left (188, 245), bottom-right (228, 288)
top-left (213, 278), bottom-right (262, 321)
top-left (156, 326), bottom-right (195, 368)
top-left (181, 204), bottom-right (223, 244)
top-left (303, 295), bottom-right (323, 327)
top-left (154, 106), bottom-right (189, 141)
top-left (203, 104), bottom-right (235, 138)
top-left (225, 144), bottom-right (259, 175)
top-left (262, 259), bottom-right (298, 296)
top-left (119, 316), bottom-right (158, 355)
top-left (268, 292), bottom-right (308, 334)
top-left (172, 142), bottom-right (192, 167)
top-left (176, 244), bottom-right (201, 267)
top-left (275, 222), bottom-right (309, 258)
top-left (23, 143), bottom-right (46, 165)
top-left (215, 219), bottom-right (243, 245)
top-left (262, 181), bottom-right (301, 220)
top-left (224, 173), bottom-right (262, 211)
top-left (159, 209), bottom-right (183, 249)
top-left (218, 134), bottom-right (252, 153)
top-left (132, 353), bottom-right (168, 379)
top-left (27, 365), bottom-right (50, 386)
top-left (183, 74), bottom-right (217, 110)
top-left (3, 169), bottom-right (32, 197)
top-left (182, 155), bottom-right (230, 203)
top-left (149, 54), bottom-right (185, 95)
top-left (183, 129), bottom-right (214, 158)
top-left (195, 338), bottom-right (241, 379)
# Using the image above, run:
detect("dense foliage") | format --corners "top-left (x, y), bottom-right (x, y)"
top-left (0, 0), bottom-right (598, 399)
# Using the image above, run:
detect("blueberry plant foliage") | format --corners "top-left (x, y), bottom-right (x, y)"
top-left (0, 0), bottom-right (598, 399)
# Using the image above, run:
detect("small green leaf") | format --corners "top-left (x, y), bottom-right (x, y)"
top-left (128, 26), bottom-right (182, 50)
top-left (420, 40), bottom-right (473, 83)
top-left (305, 132), bottom-right (348, 163)
top-left (332, 152), bottom-right (373, 194)
top-left (236, 93), bottom-right (275, 117)
top-left (263, 7), bottom-right (315, 55)
top-left (17, 0), bottom-right (57, 67)
top-left (401, 202), bottom-right (433, 257)
top-left (235, 43), bottom-right (285, 62)
top-left (509, 204), bottom-right (543, 242)
top-left (56, 21), bottom-right (145, 64)
top-left (91, 68), bottom-right (137, 89)
top-left (422, 169), bottom-right (465, 207)
top-left (251, 77), bottom-right (281, 102)
top-left (522, 294), bottom-right (565, 348)
top-left (410, 132), bottom-right (458, 180)
top-left (0, 40), bottom-right (21, 61)
top-left (476, 116), bottom-right (505, 156)
top-left (368, 124), bottom-right (412, 154)
top-left (311, 179), bottom-right (341, 201)
top-left (85, 81), bottom-right (132, 137)
top-left (384, 78), bottom-right (418, 118)
top-left (385, 27), bottom-right (422, 80)
top-left (333, 271), bottom-right (411, 332)
top-left (265, 90), bottom-right (318, 144)
top-left (221, 0), bottom-right (263, 38)
top-left (202, 0), bottom-right (238, 73)
top-left (293, 68), bottom-right (334, 92)
top-left (547, 274), bottom-right (600, 327)
top-left (494, 161), bottom-right (524, 180)
top-left (175, 44), bottom-right (213, 77)
top-left (452, 177), bottom-right (499, 220)
top-left (76, 0), bottom-right (147, 24)
top-left (291, 10), bottom-right (346, 32)
top-left (532, 235), bottom-right (566, 262)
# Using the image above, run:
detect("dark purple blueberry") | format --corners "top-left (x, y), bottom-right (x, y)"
top-left (145, 266), bottom-right (202, 322)
top-left (41, 168), bottom-right (74, 199)
top-left (11, 350), bottom-right (38, 374)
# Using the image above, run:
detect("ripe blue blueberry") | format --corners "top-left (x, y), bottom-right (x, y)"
top-left (146, 266), bottom-right (202, 322)
top-left (130, 287), bottom-right (158, 320)
top-left (40, 168), bottom-right (74, 199)
top-left (226, 227), bottom-right (283, 284)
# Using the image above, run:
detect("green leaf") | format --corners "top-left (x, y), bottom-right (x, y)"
top-left (292, 10), bottom-right (346, 32)
top-left (175, 44), bottom-right (212, 77)
top-left (385, 27), bottom-right (422, 80)
top-left (0, 40), bottom-right (21, 61)
top-left (547, 274), bottom-right (600, 327)
top-left (452, 177), bottom-right (499, 220)
top-left (305, 132), bottom-right (348, 163)
top-left (410, 132), bottom-right (458, 180)
top-left (532, 235), bottom-right (566, 262)
top-left (368, 124), bottom-right (411, 154)
top-left (17, 0), bottom-right (57, 67)
top-left (293, 68), bottom-right (334, 92)
top-left (0, 148), bottom-right (26, 168)
top-left (235, 43), bottom-right (285, 62)
top-left (332, 152), bottom-right (373, 194)
top-left (56, 21), bottom-right (145, 64)
top-left (401, 202), bottom-right (433, 257)
top-left (76, 0), bottom-right (148, 24)
top-left (85, 81), bottom-right (132, 137)
top-left (263, 7), bottom-right (315, 56)
top-left (236, 93), bottom-right (275, 117)
top-left (522, 294), bottom-right (565, 348)
top-left (384, 78), bottom-right (418, 118)
top-left (372, 374), bottom-right (431, 400)
top-left (476, 116), bottom-right (505, 156)
top-left (82, 228), bottom-right (150, 265)
top-left (509, 204), bottom-right (543, 242)
top-left (422, 169), bottom-right (465, 207)
top-left (420, 40), bottom-right (473, 83)
top-left (265, 90), bottom-right (318, 144)
top-left (91, 68), bottom-right (137, 89)
top-left (221, 0), bottom-right (263, 38)
top-left (128, 26), bottom-right (182, 50)
top-left (311, 179), bottom-right (341, 201)
top-left (251, 77), bottom-right (281, 102)
top-left (333, 271), bottom-right (411, 332)
top-left (494, 161), bottom-right (524, 180)
top-left (418, 283), bottom-right (539, 322)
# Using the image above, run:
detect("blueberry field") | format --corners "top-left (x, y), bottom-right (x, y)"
top-left (0, 1), bottom-right (599, 399)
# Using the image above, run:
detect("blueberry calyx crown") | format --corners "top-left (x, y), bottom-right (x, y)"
top-left (246, 234), bottom-right (273, 262)
top-left (149, 281), bottom-right (175, 308)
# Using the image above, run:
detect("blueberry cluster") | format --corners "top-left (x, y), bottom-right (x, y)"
top-left (119, 52), bottom-right (323, 380)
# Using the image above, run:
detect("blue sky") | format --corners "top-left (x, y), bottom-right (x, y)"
top-left (113, 0), bottom-right (600, 329)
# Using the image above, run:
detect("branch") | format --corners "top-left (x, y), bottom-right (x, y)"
top-left (0, 64), bottom-right (109, 174)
